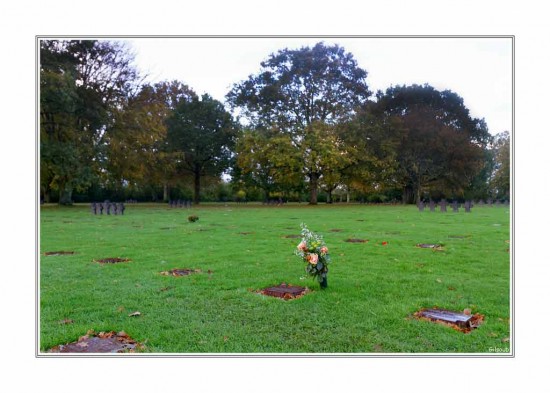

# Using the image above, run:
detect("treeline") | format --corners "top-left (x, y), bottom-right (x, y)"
top-left (40, 40), bottom-right (510, 205)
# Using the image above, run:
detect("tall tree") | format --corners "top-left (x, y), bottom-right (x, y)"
top-left (235, 128), bottom-right (303, 200)
top-left (490, 131), bottom-right (510, 199)
top-left (366, 84), bottom-right (491, 203)
top-left (40, 40), bottom-right (139, 204)
top-left (227, 42), bottom-right (371, 204)
top-left (166, 94), bottom-right (238, 204)
top-left (105, 80), bottom-right (197, 200)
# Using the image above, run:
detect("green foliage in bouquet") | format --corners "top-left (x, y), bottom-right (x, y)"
top-left (295, 223), bottom-right (331, 283)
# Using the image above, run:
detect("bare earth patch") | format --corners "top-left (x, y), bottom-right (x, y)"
top-left (345, 238), bottom-right (368, 243)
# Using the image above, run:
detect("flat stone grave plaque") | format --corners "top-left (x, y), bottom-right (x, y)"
top-left (416, 243), bottom-right (443, 250)
top-left (161, 268), bottom-right (200, 276)
top-left (345, 238), bottom-right (368, 243)
top-left (48, 331), bottom-right (141, 353)
top-left (45, 251), bottom-right (75, 256)
top-left (94, 257), bottom-right (131, 264)
top-left (261, 283), bottom-right (307, 300)
top-left (284, 234), bottom-right (301, 238)
top-left (414, 308), bottom-right (484, 333)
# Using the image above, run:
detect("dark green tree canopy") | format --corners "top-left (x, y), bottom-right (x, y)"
top-left (374, 84), bottom-right (491, 146)
top-left (360, 84), bottom-right (490, 203)
top-left (166, 94), bottom-right (238, 203)
top-left (40, 39), bottom-right (139, 204)
top-left (226, 42), bottom-right (371, 131)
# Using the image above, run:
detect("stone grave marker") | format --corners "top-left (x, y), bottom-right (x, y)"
top-left (464, 200), bottom-right (472, 213)
top-left (452, 201), bottom-right (459, 212)
top-left (119, 202), bottom-right (125, 215)
top-left (260, 283), bottom-right (308, 300)
top-left (440, 200), bottom-right (447, 212)
top-left (418, 201), bottom-right (425, 212)
top-left (429, 200), bottom-right (435, 212)
top-left (90, 202), bottom-right (97, 215)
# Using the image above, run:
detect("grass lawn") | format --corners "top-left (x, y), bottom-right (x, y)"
top-left (39, 202), bottom-right (511, 354)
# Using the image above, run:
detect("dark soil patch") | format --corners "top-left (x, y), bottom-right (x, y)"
top-left (284, 234), bottom-right (301, 239)
top-left (239, 232), bottom-right (255, 235)
top-left (345, 238), bottom-right (368, 243)
top-left (94, 257), bottom-right (131, 264)
top-left (448, 235), bottom-right (471, 239)
top-left (45, 251), bottom-right (75, 256)
top-left (48, 330), bottom-right (143, 353)
top-left (413, 308), bottom-right (484, 333)
top-left (385, 231), bottom-right (401, 235)
top-left (329, 228), bottom-right (343, 232)
top-left (160, 227), bottom-right (176, 230)
top-left (260, 283), bottom-right (309, 300)
top-left (160, 268), bottom-right (201, 276)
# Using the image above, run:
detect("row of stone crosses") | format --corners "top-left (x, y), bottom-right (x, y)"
top-left (169, 199), bottom-right (192, 208)
top-left (418, 199), bottom-right (509, 212)
top-left (90, 201), bottom-right (125, 215)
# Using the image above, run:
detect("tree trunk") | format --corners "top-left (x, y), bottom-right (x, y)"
top-left (44, 189), bottom-right (51, 203)
top-left (326, 190), bottom-right (332, 204)
top-left (193, 170), bottom-right (201, 205)
top-left (163, 183), bottom-right (169, 202)
top-left (402, 185), bottom-right (414, 205)
top-left (58, 182), bottom-right (73, 205)
top-left (309, 173), bottom-right (319, 205)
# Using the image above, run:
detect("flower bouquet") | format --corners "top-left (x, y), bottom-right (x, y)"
top-left (295, 223), bottom-right (331, 288)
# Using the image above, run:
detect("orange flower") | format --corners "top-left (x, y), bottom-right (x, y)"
top-left (307, 253), bottom-right (318, 265)
top-left (320, 246), bottom-right (328, 254)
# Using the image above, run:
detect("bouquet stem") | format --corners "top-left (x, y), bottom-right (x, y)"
top-left (320, 276), bottom-right (328, 289)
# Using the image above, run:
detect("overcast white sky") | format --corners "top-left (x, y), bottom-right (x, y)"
top-left (128, 37), bottom-right (512, 135)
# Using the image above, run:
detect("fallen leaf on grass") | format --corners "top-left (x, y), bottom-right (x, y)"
top-left (128, 311), bottom-right (141, 317)
top-left (58, 319), bottom-right (74, 325)
top-left (436, 278), bottom-right (442, 283)
top-left (502, 337), bottom-right (510, 343)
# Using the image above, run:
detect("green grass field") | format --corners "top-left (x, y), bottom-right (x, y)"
top-left (39, 202), bottom-right (511, 354)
